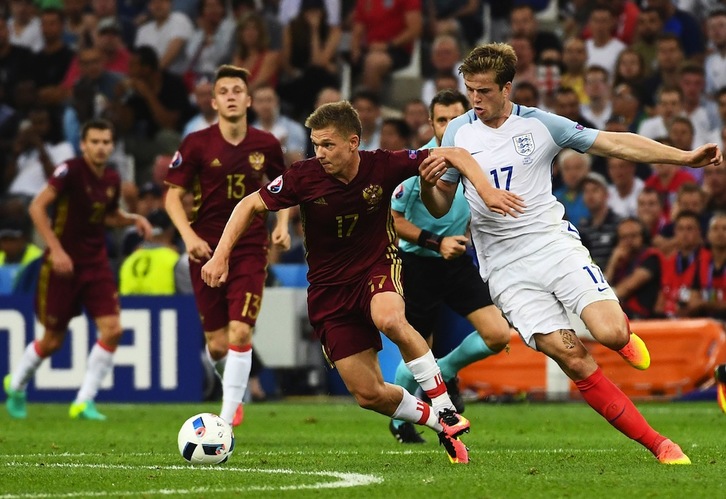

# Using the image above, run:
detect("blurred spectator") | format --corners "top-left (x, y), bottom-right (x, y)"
top-left (61, 19), bottom-right (130, 91)
top-left (402, 99), bottom-right (432, 147)
top-left (647, 0), bottom-right (705, 60)
top-left (62, 46), bottom-right (124, 152)
top-left (0, 16), bottom-right (36, 111)
top-left (607, 156), bottom-right (644, 219)
top-left (420, 34), bottom-right (465, 105)
top-left (185, 0), bottom-right (236, 84)
top-left (659, 210), bottom-right (706, 317)
top-left (233, 0), bottom-right (283, 51)
top-left (134, 0), bottom-right (193, 75)
top-left (119, 208), bottom-right (182, 295)
top-left (8, 0), bottom-right (42, 52)
top-left (613, 48), bottom-right (647, 103)
top-left (112, 45), bottom-right (194, 183)
top-left (581, 0), bottom-right (640, 45)
top-left (0, 214), bottom-right (42, 270)
top-left (584, 6), bottom-right (626, 79)
top-left (703, 162), bottom-right (726, 212)
top-left (604, 217), bottom-right (662, 319)
top-left (511, 81), bottom-right (539, 108)
top-left (314, 85), bottom-right (341, 108)
top-left (705, 10), bottom-right (726, 95)
top-left (6, 107), bottom-right (74, 200)
top-left (509, 4), bottom-right (561, 62)
top-left (509, 36), bottom-right (537, 88)
top-left (62, 0), bottom-right (89, 50)
top-left (553, 86), bottom-right (597, 129)
top-left (678, 63), bottom-right (714, 143)
top-left (424, 0), bottom-right (483, 49)
top-left (350, 0), bottom-right (423, 95)
top-left (232, 11), bottom-right (281, 92)
top-left (251, 85), bottom-right (307, 166)
top-left (121, 181), bottom-right (164, 256)
top-left (630, 6), bottom-right (663, 74)
top-left (351, 89), bottom-right (382, 151)
top-left (554, 149), bottom-right (591, 226)
top-left (581, 65), bottom-right (612, 130)
top-left (690, 213), bottom-right (726, 319)
top-left (641, 34), bottom-right (685, 111)
top-left (638, 87), bottom-right (684, 140)
top-left (84, 0), bottom-right (138, 48)
top-left (277, 0), bottom-right (341, 121)
top-left (36, 8), bottom-right (75, 143)
top-left (580, 172), bottom-right (621, 268)
top-left (658, 182), bottom-right (711, 254)
top-left (637, 187), bottom-right (668, 241)
top-left (560, 37), bottom-right (589, 105)
top-left (645, 138), bottom-right (697, 219)
top-left (610, 82), bottom-right (647, 133)
top-left (706, 87), bottom-right (726, 148)
top-left (278, 0), bottom-right (342, 27)
top-left (668, 116), bottom-right (707, 183)
top-left (182, 78), bottom-right (218, 138)
top-left (379, 117), bottom-right (411, 150)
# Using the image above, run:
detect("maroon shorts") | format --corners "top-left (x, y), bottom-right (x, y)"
top-left (189, 251), bottom-right (268, 332)
top-left (35, 257), bottom-right (120, 330)
top-left (307, 260), bottom-right (403, 363)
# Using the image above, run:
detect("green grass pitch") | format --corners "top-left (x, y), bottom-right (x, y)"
top-left (0, 399), bottom-right (724, 498)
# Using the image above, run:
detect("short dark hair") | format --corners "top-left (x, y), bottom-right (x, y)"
top-left (214, 64), bottom-right (250, 87)
top-left (429, 89), bottom-right (469, 117)
top-left (381, 118), bottom-right (411, 141)
top-left (305, 100), bottom-right (362, 140)
top-left (674, 210), bottom-right (702, 232)
top-left (134, 45), bottom-right (159, 71)
top-left (350, 89), bottom-right (381, 108)
top-left (81, 118), bottom-right (114, 141)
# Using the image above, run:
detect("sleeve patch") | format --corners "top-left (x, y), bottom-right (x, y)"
top-left (267, 175), bottom-right (283, 193)
top-left (169, 151), bottom-right (182, 168)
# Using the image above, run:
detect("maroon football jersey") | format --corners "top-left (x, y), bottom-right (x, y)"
top-left (259, 149), bottom-right (430, 285)
top-left (165, 124), bottom-right (286, 253)
top-left (46, 157), bottom-right (120, 267)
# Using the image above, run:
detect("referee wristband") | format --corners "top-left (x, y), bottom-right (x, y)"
top-left (417, 230), bottom-right (443, 252)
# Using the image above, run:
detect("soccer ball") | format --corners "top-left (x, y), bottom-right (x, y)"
top-left (177, 413), bottom-right (235, 464)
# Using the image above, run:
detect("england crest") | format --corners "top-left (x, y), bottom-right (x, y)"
top-left (512, 133), bottom-right (535, 156)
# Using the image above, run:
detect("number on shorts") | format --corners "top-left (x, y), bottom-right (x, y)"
top-left (241, 292), bottom-right (261, 319)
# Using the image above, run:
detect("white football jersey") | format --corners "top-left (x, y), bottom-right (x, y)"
top-left (440, 105), bottom-right (599, 280)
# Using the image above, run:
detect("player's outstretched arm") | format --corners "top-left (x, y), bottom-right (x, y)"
top-left (104, 209), bottom-right (153, 239)
top-left (202, 191), bottom-right (269, 287)
top-left (29, 185), bottom-right (73, 277)
top-left (419, 155), bottom-right (456, 218)
top-left (589, 131), bottom-right (724, 168)
top-left (432, 147), bottom-right (526, 217)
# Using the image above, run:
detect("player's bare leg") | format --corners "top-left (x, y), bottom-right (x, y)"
top-left (581, 300), bottom-right (650, 370)
top-left (534, 330), bottom-right (690, 464)
top-left (336, 349), bottom-right (469, 463)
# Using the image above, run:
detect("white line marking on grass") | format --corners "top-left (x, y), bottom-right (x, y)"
top-left (0, 464), bottom-right (382, 498)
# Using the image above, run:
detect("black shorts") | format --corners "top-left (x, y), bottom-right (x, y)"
top-left (400, 251), bottom-right (493, 339)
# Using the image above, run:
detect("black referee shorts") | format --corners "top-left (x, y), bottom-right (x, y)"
top-left (400, 250), bottom-right (493, 339)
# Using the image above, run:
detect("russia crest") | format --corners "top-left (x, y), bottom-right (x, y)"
top-left (512, 133), bottom-right (535, 156)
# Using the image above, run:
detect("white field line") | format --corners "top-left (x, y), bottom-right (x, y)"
top-left (0, 464), bottom-right (383, 498)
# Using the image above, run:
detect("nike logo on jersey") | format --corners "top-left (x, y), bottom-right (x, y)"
top-left (471, 150), bottom-right (485, 155)
top-left (597, 286), bottom-right (608, 292)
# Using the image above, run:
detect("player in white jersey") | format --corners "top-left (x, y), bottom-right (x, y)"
top-left (420, 43), bottom-right (723, 465)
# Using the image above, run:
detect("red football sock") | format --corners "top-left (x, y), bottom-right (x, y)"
top-left (575, 368), bottom-right (665, 454)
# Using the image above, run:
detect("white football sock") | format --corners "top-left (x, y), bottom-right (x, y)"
top-left (219, 347), bottom-right (252, 424)
top-left (391, 386), bottom-right (443, 432)
top-left (405, 350), bottom-right (453, 414)
top-left (9, 341), bottom-right (45, 392)
top-left (205, 344), bottom-right (227, 379)
top-left (74, 342), bottom-right (114, 403)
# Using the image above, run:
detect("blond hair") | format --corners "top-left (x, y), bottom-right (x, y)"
top-left (459, 43), bottom-right (517, 89)
top-left (305, 101), bottom-right (362, 139)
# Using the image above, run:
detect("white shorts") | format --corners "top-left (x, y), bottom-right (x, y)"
top-left (488, 231), bottom-right (618, 349)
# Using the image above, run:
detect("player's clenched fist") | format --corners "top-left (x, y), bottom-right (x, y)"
top-left (201, 256), bottom-right (229, 288)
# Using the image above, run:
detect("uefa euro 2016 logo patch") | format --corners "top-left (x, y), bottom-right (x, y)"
top-left (169, 151), bottom-right (183, 168)
top-left (394, 184), bottom-right (405, 199)
top-left (268, 175), bottom-right (283, 193)
top-left (53, 163), bottom-right (68, 178)
top-left (512, 133), bottom-right (535, 156)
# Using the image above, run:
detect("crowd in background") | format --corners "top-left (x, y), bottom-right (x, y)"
top-left (1, 0), bottom-right (726, 321)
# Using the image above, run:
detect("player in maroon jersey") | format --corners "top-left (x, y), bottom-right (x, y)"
top-left (4, 119), bottom-right (153, 421)
top-left (165, 65), bottom-right (290, 427)
top-left (201, 100), bottom-right (524, 464)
